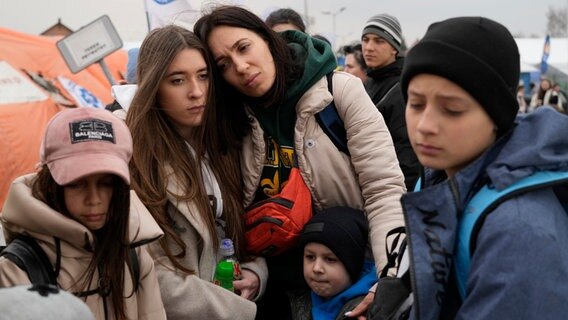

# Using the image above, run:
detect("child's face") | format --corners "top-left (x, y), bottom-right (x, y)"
top-left (303, 242), bottom-right (352, 299)
top-left (63, 173), bottom-right (114, 231)
top-left (406, 74), bottom-right (497, 177)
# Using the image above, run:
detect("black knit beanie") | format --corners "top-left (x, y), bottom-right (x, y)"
top-left (299, 207), bottom-right (369, 283)
top-left (401, 17), bottom-right (520, 137)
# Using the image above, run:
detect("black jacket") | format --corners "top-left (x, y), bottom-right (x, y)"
top-left (365, 57), bottom-right (419, 190)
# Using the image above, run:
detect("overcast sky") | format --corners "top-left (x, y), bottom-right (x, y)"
top-left (0, 0), bottom-right (564, 47)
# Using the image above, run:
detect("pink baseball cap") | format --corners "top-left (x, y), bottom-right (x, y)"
top-left (40, 108), bottom-right (133, 185)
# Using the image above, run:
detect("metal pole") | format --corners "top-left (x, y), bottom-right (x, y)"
top-left (143, 0), bottom-right (152, 32)
top-left (304, 0), bottom-right (309, 30)
top-left (98, 59), bottom-right (116, 86)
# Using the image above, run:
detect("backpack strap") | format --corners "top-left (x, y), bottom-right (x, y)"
top-left (0, 235), bottom-right (58, 286)
top-left (315, 72), bottom-right (350, 156)
top-left (455, 170), bottom-right (568, 299)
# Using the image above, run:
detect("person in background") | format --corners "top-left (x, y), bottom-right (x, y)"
top-left (343, 43), bottom-right (367, 83)
top-left (516, 80), bottom-right (527, 113)
top-left (195, 6), bottom-right (406, 319)
top-left (529, 76), bottom-right (553, 111)
top-left (400, 16), bottom-right (568, 319)
top-left (106, 47), bottom-right (139, 120)
top-left (548, 83), bottom-right (567, 113)
top-left (300, 207), bottom-right (377, 320)
top-left (362, 14), bottom-right (419, 190)
top-left (265, 8), bottom-right (306, 33)
top-left (125, 25), bottom-right (267, 320)
top-left (0, 107), bottom-right (166, 320)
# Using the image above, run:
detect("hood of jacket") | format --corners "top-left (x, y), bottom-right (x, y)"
top-left (2, 174), bottom-right (163, 254)
top-left (401, 107), bottom-right (568, 319)
top-left (486, 107), bottom-right (568, 190)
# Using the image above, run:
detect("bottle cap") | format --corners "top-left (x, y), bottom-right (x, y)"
top-left (219, 238), bottom-right (235, 257)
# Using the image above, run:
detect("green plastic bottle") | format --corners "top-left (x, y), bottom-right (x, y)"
top-left (219, 238), bottom-right (243, 280)
top-left (213, 260), bottom-right (234, 292)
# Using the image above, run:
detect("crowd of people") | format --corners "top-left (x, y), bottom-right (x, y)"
top-left (1, 4), bottom-right (567, 320)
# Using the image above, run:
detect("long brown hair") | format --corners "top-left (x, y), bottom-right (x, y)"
top-left (126, 25), bottom-right (249, 268)
top-left (31, 166), bottom-right (131, 320)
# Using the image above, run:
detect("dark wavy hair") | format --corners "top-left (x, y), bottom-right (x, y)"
top-left (265, 8), bottom-right (306, 32)
top-left (194, 5), bottom-right (302, 111)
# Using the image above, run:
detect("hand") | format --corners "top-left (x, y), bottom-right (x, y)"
top-left (344, 290), bottom-right (375, 319)
top-left (233, 269), bottom-right (259, 300)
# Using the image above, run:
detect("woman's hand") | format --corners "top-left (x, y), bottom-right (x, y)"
top-left (233, 269), bottom-right (260, 300)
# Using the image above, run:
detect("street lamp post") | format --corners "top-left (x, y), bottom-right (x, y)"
top-left (322, 6), bottom-right (346, 49)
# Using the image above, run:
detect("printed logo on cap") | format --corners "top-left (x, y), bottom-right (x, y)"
top-left (69, 118), bottom-right (115, 144)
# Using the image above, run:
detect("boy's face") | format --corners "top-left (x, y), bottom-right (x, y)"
top-left (303, 242), bottom-right (352, 299)
top-left (405, 73), bottom-right (496, 177)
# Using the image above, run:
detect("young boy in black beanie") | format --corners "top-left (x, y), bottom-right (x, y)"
top-left (299, 207), bottom-right (378, 319)
top-left (393, 16), bottom-right (568, 320)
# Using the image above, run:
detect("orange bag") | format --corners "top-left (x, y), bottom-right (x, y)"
top-left (244, 167), bottom-right (313, 256)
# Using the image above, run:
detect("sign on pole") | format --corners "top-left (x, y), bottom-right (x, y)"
top-left (56, 15), bottom-right (122, 84)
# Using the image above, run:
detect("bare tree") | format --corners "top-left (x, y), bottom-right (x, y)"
top-left (546, 5), bottom-right (568, 37)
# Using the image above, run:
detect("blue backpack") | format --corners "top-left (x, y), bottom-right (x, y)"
top-left (315, 72), bottom-right (349, 156)
top-left (454, 170), bottom-right (568, 299)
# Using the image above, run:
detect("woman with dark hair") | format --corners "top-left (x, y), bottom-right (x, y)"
top-left (125, 25), bottom-right (266, 319)
top-left (0, 108), bottom-right (166, 320)
top-left (344, 43), bottom-right (368, 83)
top-left (265, 8), bottom-right (306, 33)
top-left (195, 6), bottom-right (406, 319)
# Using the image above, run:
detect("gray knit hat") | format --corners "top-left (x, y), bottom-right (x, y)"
top-left (362, 14), bottom-right (402, 52)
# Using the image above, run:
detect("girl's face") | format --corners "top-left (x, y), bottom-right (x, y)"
top-left (303, 242), bottom-right (351, 299)
top-left (344, 53), bottom-right (367, 82)
top-left (406, 74), bottom-right (497, 177)
top-left (207, 26), bottom-right (276, 98)
top-left (158, 48), bottom-right (208, 140)
top-left (541, 79), bottom-right (551, 90)
top-left (63, 173), bottom-right (114, 231)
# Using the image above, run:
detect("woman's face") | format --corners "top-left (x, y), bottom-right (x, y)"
top-left (207, 26), bottom-right (276, 98)
top-left (541, 79), bottom-right (551, 90)
top-left (158, 48), bottom-right (208, 140)
top-left (405, 74), bottom-right (497, 177)
top-left (63, 173), bottom-right (114, 231)
top-left (344, 53), bottom-right (367, 82)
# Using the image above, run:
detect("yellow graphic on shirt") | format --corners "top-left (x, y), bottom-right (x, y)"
top-left (260, 138), bottom-right (294, 196)
top-left (263, 139), bottom-right (295, 168)
top-left (261, 171), bottom-right (280, 197)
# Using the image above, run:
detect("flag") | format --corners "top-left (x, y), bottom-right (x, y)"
top-left (144, 0), bottom-right (197, 31)
top-left (540, 34), bottom-right (551, 75)
top-left (58, 76), bottom-right (104, 109)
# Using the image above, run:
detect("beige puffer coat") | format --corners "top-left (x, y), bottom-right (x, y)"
top-left (241, 71), bottom-right (406, 274)
top-left (0, 174), bottom-right (166, 320)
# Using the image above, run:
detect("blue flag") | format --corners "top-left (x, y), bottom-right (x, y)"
top-left (540, 35), bottom-right (550, 74)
